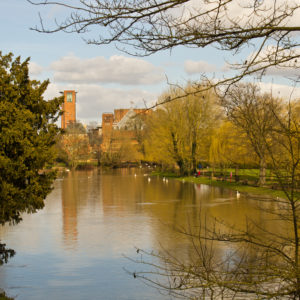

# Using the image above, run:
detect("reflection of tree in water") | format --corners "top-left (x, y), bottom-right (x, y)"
top-left (128, 188), bottom-right (294, 299)
top-left (59, 169), bottom-right (298, 298)
top-left (100, 168), bottom-right (147, 215)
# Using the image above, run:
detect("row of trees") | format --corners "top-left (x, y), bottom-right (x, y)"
top-left (57, 81), bottom-right (299, 193)
top-left (55, 120), bottom-right (143, 168)
top-left (141, 83), bottom-right (299, 187)
top-left (129, 82), bottom-right (300, 299)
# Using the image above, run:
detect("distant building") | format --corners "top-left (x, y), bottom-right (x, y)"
top-left (61, 90), bottom-right (76, 129)
top-left (101, 108), bottom-right (150, 152)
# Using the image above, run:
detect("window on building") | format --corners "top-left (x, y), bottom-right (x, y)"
top-left (66, 92), bottom-right (73, 102)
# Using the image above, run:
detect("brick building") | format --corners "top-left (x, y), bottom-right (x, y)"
top-left (61, 90), bottom-right (76, 129)
top-left (101, 108), bottom-right (150, 152)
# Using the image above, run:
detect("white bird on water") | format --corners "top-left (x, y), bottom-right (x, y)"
top-left (148, 177), bottom-right (151, 182)
top-left (236, 190), bottom-right (240, 198)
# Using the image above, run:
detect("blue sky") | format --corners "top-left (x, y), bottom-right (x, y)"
top-left (1, 0), bottom-right (300, 125)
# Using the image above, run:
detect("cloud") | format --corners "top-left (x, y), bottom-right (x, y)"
top-left (265, 65), bottom-right (300, 77)
top-left (246, 46), bottom-right (300, 77)
top-left (29, 61), bottom-right (43, 76)
top-left (257, 82), bottom-right (300, 100)
top-left (177, 0), bottom-right (300, 29)
top-left (50, 55), bottom-right (164, 85)
top-left (184, 60), bottom-right (217, 74)
top-left (44, 83), bottom-right (158, 124)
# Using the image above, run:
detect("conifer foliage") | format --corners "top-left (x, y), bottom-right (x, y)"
top-left (0, 52), bottom-right (63, 227)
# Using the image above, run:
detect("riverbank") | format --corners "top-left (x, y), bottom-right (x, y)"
top-left (53, 161), bottom-right (143, 171)
top-left (153, 171), bottom-right (287, 199)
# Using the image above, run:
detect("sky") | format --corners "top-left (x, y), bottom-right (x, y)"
top-left (1, 0), bottom-right (300, 125)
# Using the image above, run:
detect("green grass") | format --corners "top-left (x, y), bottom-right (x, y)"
top-left (202, 168), bottom-right (276, 184)
top-left (54, 162), bottom-right (68, 168)
top-left (180, 176), bottom-right (287, 199)
top-left (151, 171), bottom-right (179, 178)
top-left (153, 169), bottom-right (289, 199)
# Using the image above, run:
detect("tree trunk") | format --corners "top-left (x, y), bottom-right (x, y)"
top-left (177, 159), bottom-right (185, 176)
top-left (258, 157), bottom-right (266, 186)
top-left (171, 131), bottom-right (185, 175)
top-left (191, 140), bottom-right (197, 174)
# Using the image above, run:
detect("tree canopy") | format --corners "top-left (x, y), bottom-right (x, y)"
top-left (0, 52), bottom-right (63, 226)
top-left (144, 84), bottom-right (220, 175)
top-left (28, 0), bottom-right (300, 89)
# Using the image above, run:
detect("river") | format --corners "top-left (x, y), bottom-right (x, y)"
top-left (0, 168), bottom-right (272, 299)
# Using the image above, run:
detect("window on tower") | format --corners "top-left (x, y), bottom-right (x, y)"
top-left (66, 92), bottom-right (73, 102)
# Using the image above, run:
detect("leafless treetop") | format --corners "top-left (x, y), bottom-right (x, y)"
top-left (28, 0), bottom-right (300, 90)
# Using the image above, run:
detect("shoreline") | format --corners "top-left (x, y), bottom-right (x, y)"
top-left (153, 172), bottom-right (288, 200)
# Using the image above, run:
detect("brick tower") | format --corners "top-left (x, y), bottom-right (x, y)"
top-left (61, 90), bottom-right (76, 129)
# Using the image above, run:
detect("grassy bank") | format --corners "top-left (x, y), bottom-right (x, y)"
top-left (181, 176), bottom-right (286, 199)
top-left (153, 171), bottom-right (287, 199)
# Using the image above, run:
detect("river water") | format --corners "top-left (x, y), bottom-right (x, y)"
top-left (0, 168), bottom-right (270, 299)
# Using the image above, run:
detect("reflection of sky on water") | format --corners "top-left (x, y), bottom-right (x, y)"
top-left (0, 169), bottom-right (271, 299)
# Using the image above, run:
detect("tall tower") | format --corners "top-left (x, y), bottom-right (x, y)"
top-left (61, 90), bottom-right (76, 129)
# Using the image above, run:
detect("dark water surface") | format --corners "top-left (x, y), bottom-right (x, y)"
top-left (0, 169), bottom-right (264, 299)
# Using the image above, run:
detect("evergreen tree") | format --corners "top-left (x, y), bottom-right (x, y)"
top-left (0, 52), bottom-right (63, 262)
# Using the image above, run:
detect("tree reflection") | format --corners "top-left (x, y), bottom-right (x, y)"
top-left (127, 194), bottom-right (298, 299)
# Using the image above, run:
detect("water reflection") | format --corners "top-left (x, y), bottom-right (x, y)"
top-left (62, 172), bottom-right (79, 249)
top-left (0, 169), bottom-right (280, 299)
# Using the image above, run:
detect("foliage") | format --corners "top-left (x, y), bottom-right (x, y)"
top-left (209, 120), bottom-right (254, 173)
top-left (57, 122), bottom-right (90, 168)
top-left (144, 84), bottom-right (220, 175)
top-left (87, 126), bottom-right (102, 166)
top-left (101, 130), bottom-right (142, 166)
top-left (65, 121), bottom-right (86, 134)
top-left (0, 242), bottom-right (15, 266)
top-left (0, 290), bottom-right (14, 300)
top-left (0, 52), bottom-right (62, 264)
top-left (0, 52), bottom-right (63, 225)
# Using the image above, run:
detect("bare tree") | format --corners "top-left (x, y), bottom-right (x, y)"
top-left (59, 122), bottom-right (90, 168)
top-left (28, 0), bottom-right (300, 91)
top-left (221, 83), bottom-right (281, 186)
